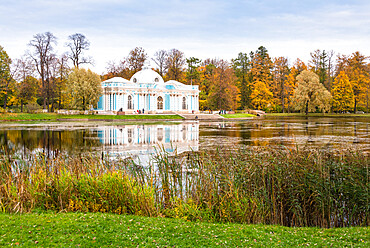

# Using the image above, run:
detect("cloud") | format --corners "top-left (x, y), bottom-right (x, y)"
top-left (1, 0), bottom-right (370, 73)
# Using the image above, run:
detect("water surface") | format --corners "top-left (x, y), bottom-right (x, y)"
top-left (0, 117), bottom-right (369, 161)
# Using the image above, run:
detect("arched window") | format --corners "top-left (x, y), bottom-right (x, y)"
top-left (128, 95), bottom-right (133, 109)
top-left (155, 77), bottom-right (159, 82)
top-left (182, 97), bottom-right (187, 110)
top-left (157, 96), bottom-right (163, 110)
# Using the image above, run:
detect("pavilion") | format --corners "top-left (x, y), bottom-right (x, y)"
top-left (95, 66), bottom-right (199, 113)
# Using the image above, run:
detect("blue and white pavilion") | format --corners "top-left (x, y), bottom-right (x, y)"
top-left (95, 66), bottom-right (199, 113)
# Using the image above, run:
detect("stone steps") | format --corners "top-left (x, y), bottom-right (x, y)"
top-left (179, 113), bottom-right (224, 120)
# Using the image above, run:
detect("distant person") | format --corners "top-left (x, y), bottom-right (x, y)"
top-left (142, 108), bottom-right (145, 114)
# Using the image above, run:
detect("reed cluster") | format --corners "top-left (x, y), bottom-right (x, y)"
top-left (0, 146), bottom-right (368, 228)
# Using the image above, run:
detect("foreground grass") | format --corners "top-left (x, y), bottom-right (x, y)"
top-left (0, 113), bottom-right (183, 121)
top-left (0, 212), bottom-right (368, 247)
top-left (221, 113), bottom-right (255, 118)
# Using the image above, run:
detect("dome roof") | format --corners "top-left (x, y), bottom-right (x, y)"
top-left (130, 68), bottom-right (164, 84)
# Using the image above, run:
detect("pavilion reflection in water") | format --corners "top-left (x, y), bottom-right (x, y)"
top-left (96, 123), bottom-right (199, 164)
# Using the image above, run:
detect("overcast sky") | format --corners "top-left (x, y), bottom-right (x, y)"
top-left (1, 0), bottom-right (369, 74)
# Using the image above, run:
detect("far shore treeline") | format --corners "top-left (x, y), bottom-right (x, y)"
top-left (0, 32), bottom-right (369, 114)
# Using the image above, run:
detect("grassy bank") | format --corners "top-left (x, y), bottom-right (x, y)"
top-left (1, 146), bottom-right (368, 228)
top-left (0, 212), bottom-right (368, 247)
top-left (220, 113), bottom-right (255, 118)
top-left (0, 113), bottom-right (183, 121)
top-left (266, 113), bottom-right (370, 118)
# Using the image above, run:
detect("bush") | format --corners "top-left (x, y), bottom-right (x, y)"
top-left (25, 102), bottom-right (41, 113)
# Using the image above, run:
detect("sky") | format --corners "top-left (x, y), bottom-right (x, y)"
top-left (1, 0), bottom-right (369, 74)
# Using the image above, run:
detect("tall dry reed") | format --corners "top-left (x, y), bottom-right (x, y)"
top-left (0, 146), bottom-right (368, 228)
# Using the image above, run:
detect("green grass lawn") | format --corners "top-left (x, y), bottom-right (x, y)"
top-left (0, 213), bottom-right (367, 247)
top-left (221, 113), bottom-right (255, 118)
top-left (0, 113), bottom-right (183, 121)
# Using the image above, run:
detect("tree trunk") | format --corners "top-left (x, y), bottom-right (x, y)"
top-left (21, 100), bottom-right (23, 113)
top-left (305, 101), bottom-right (309, 115)
top-left (354, 98), bottom-right (357, 113)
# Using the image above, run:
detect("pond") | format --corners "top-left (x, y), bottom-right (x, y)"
top-left (0, 116), bottom-right (369, 162)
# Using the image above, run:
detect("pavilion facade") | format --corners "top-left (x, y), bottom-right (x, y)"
top-left (95, 67), bottom-right (199, 113)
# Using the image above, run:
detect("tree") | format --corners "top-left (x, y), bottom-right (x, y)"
top-left (250, 80), bottom-right (273, 110)
top-left (292, 70), bottom-right (332, 115)
top-left (284, 59), bottom-right (308, 112)
top-left (272, 57), bottom-right (289, 112)
top-left (186, 57), bottom-right (201, 85)
top-left (152, 50), bottom-right (167, 76)
top-left (331, 71), bottom-right (354, 112)
top-left (66, 68), bottom-right (102, 110)
top-left (208, 60), bottom-right (239, 110)
top-left (17, 76), bottom-right (39, 112)
top-left (309, 49), bottom-right (328, 86)
top-left (232, 52), bottom-right (251, 109)
top-left (0, 45), bottom-right (13, 109)
top-left (165, 49), bottom-right (185, 81)
top-left (66, 33), bottom-right (93, 68)
top-left (249, 46), bottom-right (274, 110)
top-left (28, 32), bottom-right (57, 111)
top-left (346, 52), bottom-right (369, 113)
top-left (127, 47), bottom-right (147, 75)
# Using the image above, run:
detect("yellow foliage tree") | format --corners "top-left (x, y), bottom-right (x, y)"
top-left (66, 68), bottom-right (102, 110)
top-left (292, 70), bottom-right (332, 114)
top-left (331, 71), bottom-right (354, 112)
top-left (250, 80), bottom-right (273, 110)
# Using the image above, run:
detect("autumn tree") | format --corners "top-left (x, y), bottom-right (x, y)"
top-left (232, 52), bottom-right (251, 109)
top-left (13, 56), bottom-right (38, 112)
top-left (272, 57), bottom-right (289, 112)
top-left (345, 52), bottom-right (369, 113)
top-left (166, 49), bottom-right (185, 82)
top-left (292, 70), bottom-right (332, 115)
top-left (331, 71), bottom-right (354, 112)
top-left (152, 50), bottom-right (167, 76)
top-left (127, 47), bottom-right (147, 75)
top-left (66, 33), bottom-right (93, 68)
top-left (208, 60), bottom-right (239, 110)
top-left (197, 60), bottom-right (217, 110)
top-left (284, 59), bottom-right (307, 112)
top-left (28, 32), bottom-right (57, 111)
top-left (66, 68), bottom-right (102, 110)
top-left (55, 54), bottom-right (70, 109)
top-left (249, 46), bottom-right (274, 110)
top-left (104, 59), bottom-right (130, 80)
top-left (0, 45), bottom-right (13, 109)
top-left (18, 76), bottom-right (39, 112)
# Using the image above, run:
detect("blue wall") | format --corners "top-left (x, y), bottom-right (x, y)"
top-left (165, 94), bottom-right (170, 110)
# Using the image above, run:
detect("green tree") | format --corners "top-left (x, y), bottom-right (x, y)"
top-left (292, 70), bottom-right (332, 115)
top-left (232, 52), bottom-right (251, 109)
top-left (186, 57), bottom-right (201, 85)
top-left (331, 71), bottom-right (354, 112)
top-left (66, 68), bottom-right (102, 110)
top-left (0, 45), bottom-right (14, 109)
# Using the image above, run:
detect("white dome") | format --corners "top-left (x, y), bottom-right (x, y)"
top-left (130, 68), bottom-right (164, 84)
